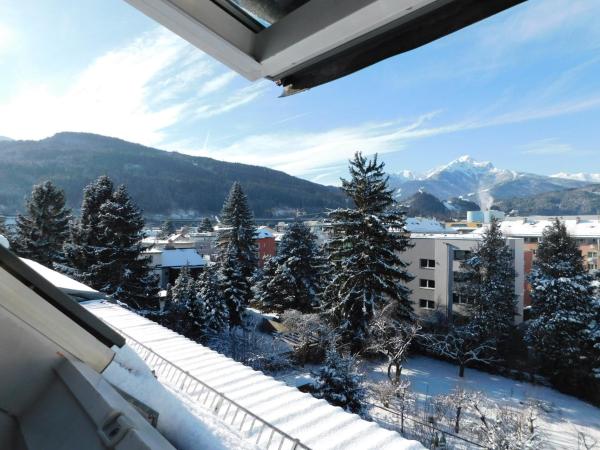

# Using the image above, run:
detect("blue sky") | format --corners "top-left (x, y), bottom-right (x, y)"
top-left (0, 0), bottom-right (599, 185)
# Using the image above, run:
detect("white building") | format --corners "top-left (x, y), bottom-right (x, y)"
top-left (145, 247), bottom-right (209, 288)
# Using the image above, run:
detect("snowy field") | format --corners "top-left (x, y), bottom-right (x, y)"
top-left (359, 356), bottom-right (600, 449)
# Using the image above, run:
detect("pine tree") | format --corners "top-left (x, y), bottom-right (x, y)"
top-left (254, 221), bottom-right (323, 313)
top-left (218, 247), bottom-right (249, 327)
top-left (12, 181), bottom-right (71, 267)
top-left (90, 185), bottom-right (159, 309)
top-left (64, 175), bottom-right (115, 279)
top-left (0, 215), bottom-right (8, 236)
top-left (525, 219), bottom-right (598, 390)
top-left (459, 218), bottom-right (516, 341)
top-left (199, 217), bottom-right (214, 232)
top-left (324, 152), bottom-right (414, 352)
top-left (313, 348), bottom-right (366, 416)
top-left (197, 266), bottom-right (228, 335)
top-left (164, 265), bottom-right (196, 333)
top-left (159, 219), bottom-right (176, 238)
top-left (218, 182), bottom-right (257, 280)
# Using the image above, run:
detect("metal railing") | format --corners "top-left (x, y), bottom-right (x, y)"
top-left (120, 331), bottom-right (311, 450)
top-left (366, 402), bottom-right (486, 449)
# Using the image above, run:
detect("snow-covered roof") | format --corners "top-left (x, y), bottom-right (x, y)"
top-left (256, 226), bottom-right (274, 239)
top-left (85, 301), bottom-right (423, 450)
top-left (159, 248), bottom-right (207, 268)
top-left (404, 217), bottom-right (449, 233)
top-left (0, 234), bottom-right (9, 249)
top-left (20, 258), bottom-right (105, 299)
top-left (478, 218), bottom-right (600, 238)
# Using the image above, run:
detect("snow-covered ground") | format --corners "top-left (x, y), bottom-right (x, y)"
top-left (359, 356), bottom-right (600, 449)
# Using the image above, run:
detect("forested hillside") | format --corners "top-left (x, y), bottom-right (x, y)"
top-left (0, 132), bottom-right (347, 217)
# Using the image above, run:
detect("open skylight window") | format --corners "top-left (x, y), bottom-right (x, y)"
top-left (126, 0), bottom-right (525, 94)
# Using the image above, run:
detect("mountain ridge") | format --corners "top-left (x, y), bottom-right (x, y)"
top-left (0, 132), bottom-right (348, 217)
top-left (389, 154), bottom-right (589, 205)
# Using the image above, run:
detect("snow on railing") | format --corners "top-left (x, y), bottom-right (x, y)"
top-left (120, 331), bottom-right (311, 450)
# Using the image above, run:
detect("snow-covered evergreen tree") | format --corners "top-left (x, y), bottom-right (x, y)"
top-left (159, 219), bottom-right (175, 239)
top-left (218, 246), bottom-right (249, 327)
top-left (163, 265), bottom-right (196, 333)
top-left (253, 221), bottom-right (323, 313)
top-left (459, 218), bottom-right (516, 341)
top-left (199, 217), bottom-right (214, 232)
top-left (0, 215), bottom-right (9, 236)
top-left (90, 185), bottom-right (159, 310)
top-left (197, 266), bottom-right (228, 335)
top-left (217, 182), bottom-right (257, 281)
top-left (12, 181), bottom-right (71, 267)
top-left (64, 175), bottom-right (114, 280)
top-left (313, 348), bottom-right (366, 416)
top-left (324, 152), bottom-right (413, 352)
top-left (525, 219), bottom-right (599, 389)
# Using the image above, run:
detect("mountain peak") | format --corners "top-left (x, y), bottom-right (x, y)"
top-left (426, 155), bottom-right (494, 179)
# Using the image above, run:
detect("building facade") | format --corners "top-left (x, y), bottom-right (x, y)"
top-left (404, 234), bottom-right (525, 324)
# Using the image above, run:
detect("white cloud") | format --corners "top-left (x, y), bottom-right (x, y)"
top-left (480, 0), bottom-right (600, 51)
top-left (521, 138), bottom-right (573, 155)
top-left (194, 81), bottom-right (272, 119)
top-left (171, 92), bottom-right (600, 185)
top-left (0, 27), bottom-right (266, 145)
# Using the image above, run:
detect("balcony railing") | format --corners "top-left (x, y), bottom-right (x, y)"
top-left (119, 330), bottom-right (311, 450)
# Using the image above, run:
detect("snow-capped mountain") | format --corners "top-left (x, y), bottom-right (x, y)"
top-left (551, 172), bottom-right (600, 183)
top-left (389, 155), bottom-right (589, 206)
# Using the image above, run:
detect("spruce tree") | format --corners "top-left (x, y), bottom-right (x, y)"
top-left (0, 216), bottom-right (8, 236)
top-left (91, 185), bottom-right (159, 309)
top-left (313, 348), bottom-right (366, 416)
top-left (64, 175), bottom-right (114, 279)
top-left (12, 181), bottom-right (71, 267)
top-left (162, 265), bottom-right (193, 332)
top-left (199, 217), bottom-right (214, 232)
top-left (218, 182), bottom-right (257, 280)
top-left (459, 218), bottom-right (516, 341)
top-left (159, 219), bottom-right (176, 238)
top-left (254, 221), bottom-right (323, 313)
top-left (197, 266), bottom-right (228, 334)
top-left (525, 219), bottom-right (598, 390)
top-left (218, 247), bottom-right (249, 327)
top-left (324, 152), bottom-right (413, 352)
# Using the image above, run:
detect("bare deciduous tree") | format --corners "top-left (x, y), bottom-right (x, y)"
top-left (367, 307), bottom-right (421, 383)
top-left (421, 325), bottom-right (496, 377)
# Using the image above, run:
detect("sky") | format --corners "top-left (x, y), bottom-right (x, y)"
top-left (0, 0), bottom-right (599, 185)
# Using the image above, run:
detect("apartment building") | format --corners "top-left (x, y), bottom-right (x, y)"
top-left (476, 217), bottom-right (600, 306)
top-left (404, 234), bottom-right (525, 324)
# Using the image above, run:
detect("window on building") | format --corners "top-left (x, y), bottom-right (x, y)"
top-left (419, 299), bottom-right (435, 309)
top-left (420, 259), bottom-right (435, 269)
top-left (453, 292), bottom-right (476, 305)
top-left (453, 250), bottom-right (472, 261)
top-left (588, 251), bottom-right (598, 258)
top-left (419, 279), bottom-right (435, 289)
top-left (453, 271), bottom-right (470, 283)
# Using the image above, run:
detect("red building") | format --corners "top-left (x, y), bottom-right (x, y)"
top-left (256, 227), bottom-right (276, 267)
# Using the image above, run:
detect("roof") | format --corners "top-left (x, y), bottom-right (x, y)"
top-left (479, 219), bottom-right (600, 238)
top-left (85, 301), bottom-right (423, 450)
top-left (256, 226), bottom-right (275, 239)
top-left (20, 258), bottom-right (104, 299)
top-left (405, 217), bottom-right (449, 234)
top-left (160, 248), bottom-right (207, 268)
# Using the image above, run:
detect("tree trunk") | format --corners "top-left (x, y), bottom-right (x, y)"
top-left (459, 364), bottom-right (465, 378)
top-left (387, 362), bottom-right (402, 384)
top-left (454, 406), bottom-right (462, 433)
